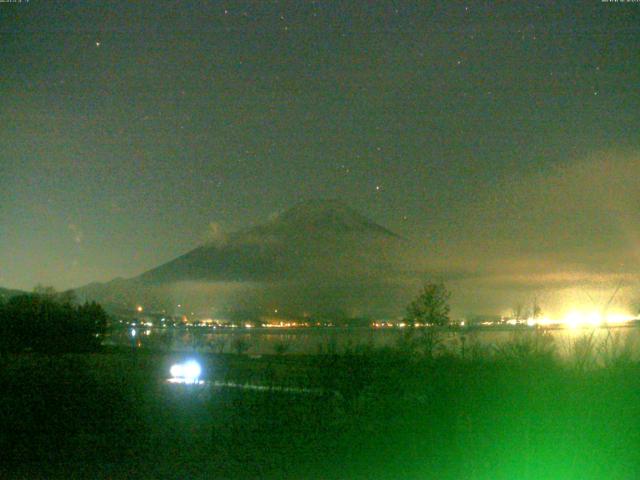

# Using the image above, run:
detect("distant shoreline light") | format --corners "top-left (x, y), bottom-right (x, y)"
top-left (521, 311), bottom-right (638, 329)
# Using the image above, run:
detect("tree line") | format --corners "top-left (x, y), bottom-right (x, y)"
top-left (0, 286), bottom-right (108, 353)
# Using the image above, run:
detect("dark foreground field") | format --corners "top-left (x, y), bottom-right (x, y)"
top-left (2, 338), bottom-right (640, 479)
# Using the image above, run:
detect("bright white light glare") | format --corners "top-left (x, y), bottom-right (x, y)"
top-left (587, 311), bottom-right (602, 327)
top-left (183, 360), bottom-right (201, 379)
top-left (130, 328), bottom-right (137, 337)
top-left (170, 364), bottom-right (183, 378)
top-left (169, 360), bottom-right (202, 384)
top-left (566, 311), bottom-right (582, 329)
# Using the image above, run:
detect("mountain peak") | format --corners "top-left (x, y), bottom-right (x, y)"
top-left (267, 199), bottom-right (396, 237)
top-left (76, 199), bottom-right (409, 315)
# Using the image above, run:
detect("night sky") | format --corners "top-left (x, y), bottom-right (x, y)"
top-left (1, 1), bottom-right (639, 314)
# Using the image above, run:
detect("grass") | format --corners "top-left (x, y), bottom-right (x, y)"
top-left (1, 329), bottom-right (640, 479)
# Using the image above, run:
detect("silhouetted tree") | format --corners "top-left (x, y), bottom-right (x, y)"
top-left (405, 281), bottom-right (451, 326)
top-left (0, 287), bottom-right (108, 353)
top-left (511, 303), bottom-right (525, 322)
top-left (33, 284), bottom-right (58, 298)
top-left (75, 301), bottom-right (108, 349)
top-left (400, 282), bottom-right (451, 359)
top-left (532, 298), bottom-right (542, 320)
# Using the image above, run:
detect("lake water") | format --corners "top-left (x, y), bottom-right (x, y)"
top-left (107, 324), bottom-right (640, 359)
